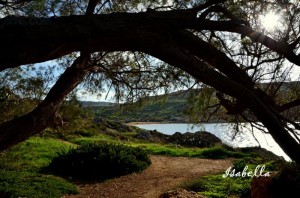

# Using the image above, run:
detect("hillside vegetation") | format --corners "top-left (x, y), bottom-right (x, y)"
top-left (0, 117), bottom-right (292, 198)
top-left (87, 91), bottom-right (191, 123)
top-left (0, 93), bottom-right (298, 197)
top-left (87, 83), bottom-right (300, 124)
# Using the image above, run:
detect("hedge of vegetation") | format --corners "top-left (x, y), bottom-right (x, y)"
top-left (44, 142), bottom-right (151, 180)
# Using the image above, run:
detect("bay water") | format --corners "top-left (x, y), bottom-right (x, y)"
top-left (135, 123), bottom-right (292, 161)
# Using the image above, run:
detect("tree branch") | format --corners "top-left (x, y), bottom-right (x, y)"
top-left (1, 10), bottom-right (299, 70)
top-left (198, 21), bottom-right (300, 66)
top-left (143, 34), bottom-right (300, 162)
top-left (0, 55), bottom-right (88, 150)
top-left (279, 98), bottom-right (300, 112)
top-left (85, 0), bottom-right (101, 15)
top-left (192, 0), bottom-right (227, 13)
top-left (173, 31), bottom-right (254, 89)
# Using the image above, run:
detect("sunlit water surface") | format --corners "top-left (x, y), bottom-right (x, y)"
top-left (135, 123), bottom-right (294, 161)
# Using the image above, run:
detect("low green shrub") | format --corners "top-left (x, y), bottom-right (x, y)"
top-left (198, 147), bottom-right (231, 159)
top-left (0, 170), bottom-right (78, 198)
top-left (193, 147), bottom-right (245, 159)
top-left (72, 129), bottom-right (96, 137)
top-left (262, 159), bottom-right (287, 171)
top-left (44, 142), bottom-right (151, 180)
top-left (233, 159), bottom-right (247, 172)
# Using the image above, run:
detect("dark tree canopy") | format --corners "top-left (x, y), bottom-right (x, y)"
top-left (0, 0), bottom-right (300, 163)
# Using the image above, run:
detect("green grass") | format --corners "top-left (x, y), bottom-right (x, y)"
top-left (132, 143), bottom-right (198, 156)
top-left (0, 137), bottom-right (78, 197)
top-left (128, 142), bottom-right (247, 159)
top-left (180, 157), bottom-right (287, 198)
top-left (0, 137), bottom-right (75, 172)
top-left (68, 136), bottom-right (196, 157)
top-left (69, 130), bottom-right (139, 145)
top-left (0, 132), bottom-right (283, 197)
top-left (69, 134), bottom-right (249, 159)
top-left (70, 135), bottom-right (117, 145)
top-left (181, 174), bottom-right (251, 198)
top-left (0, 171), bottom-right (78, 198)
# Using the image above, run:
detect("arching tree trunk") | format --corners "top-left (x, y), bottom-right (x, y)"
top-left (144, 35), bottom-right (300, 163)
top-left (0, 7), bottom-right (299, 163)
top-left (0, 55), bottom-right (88, 150)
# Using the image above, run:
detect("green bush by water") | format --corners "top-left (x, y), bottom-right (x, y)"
top-left (45, 142), bottom-right (151, 180)
top-left (193, 147), bottom-right (245, 159)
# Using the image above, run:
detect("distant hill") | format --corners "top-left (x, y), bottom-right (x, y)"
top-left (85, 81), bottom-right (300, 123)
top-left (80, 101), bottom-right (116, 107)
top-left (86, 91), bottom-right (191, 123)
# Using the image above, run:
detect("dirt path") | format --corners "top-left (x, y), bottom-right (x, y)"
top-left (64, 156), bottom-right (232, 198)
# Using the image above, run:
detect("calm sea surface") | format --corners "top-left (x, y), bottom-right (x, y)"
top-left (135, 123), bottom-right (292, 161)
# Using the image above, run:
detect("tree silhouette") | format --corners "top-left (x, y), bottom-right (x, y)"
top-left (0, 0), bottom-right (300, 163)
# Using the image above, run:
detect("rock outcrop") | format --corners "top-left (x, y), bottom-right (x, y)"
top-left (135, 130), bottom-right (223, 147)
top-left (167, 131), bottom-right (222, 148)
top-left (135, 130), bottom-right (169, 142)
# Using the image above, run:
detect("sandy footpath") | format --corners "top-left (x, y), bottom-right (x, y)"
top-left (63, 155), bottom-right (232, 198)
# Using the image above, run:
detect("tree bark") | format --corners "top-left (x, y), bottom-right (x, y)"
top-left (0, 0), bottom-right (99, 150)
top-left (0, 55), bottom-right (88, 150)
top-left (0, 8), bottom-right (299, 162)
top-left (144, 35), bottom-right (300, 163)
top-left (1, 10), bottom-right (300, 71)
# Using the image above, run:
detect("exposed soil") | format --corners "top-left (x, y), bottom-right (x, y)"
top-left (63, 156), bottom-right (232, 198)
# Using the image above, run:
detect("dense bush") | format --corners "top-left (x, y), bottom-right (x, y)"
top-left (197, 147), bottom-right (244, 159)
top-left (233, 159), bottom-right (247, 172)
top-left (167, 131), bottom-right (222, 148)
top-left (44, 143), bottom-right (151, 180)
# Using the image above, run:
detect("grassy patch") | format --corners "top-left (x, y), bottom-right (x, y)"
top-left (69, 135), bottom-right (244, 159)
top-left (190, 147), bottom-right (245, 159)
top-left (128, 142), bottom-right (246, 159)
top-left (180, 156), bottom-right (287, 198)
top-left (0, 137), bottom-right (78, 197)
top-left (134, 143), bottom-right (198, 156)
top-left (0, 137), bottom-right (75, 172)
top-left (70, 135), bottom-right (117, 145)
top-left (0, 171), bottom-right (78, 198)
top-left (181, 174), bottom-right (251, 198)
top-left (0, 131), bottom-right (282, 197)
top-left (69, 131), bottom-right (139, 145)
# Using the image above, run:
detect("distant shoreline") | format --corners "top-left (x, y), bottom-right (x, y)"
top-left (125, 121), bottom-right (231, 126)
top-left (126, 121), bottom-right (225, 126)
top-left (127, 121), bottom-right (250, 126)
top-left (126, 122), bottom-right (168, 126)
